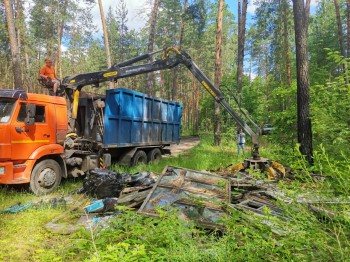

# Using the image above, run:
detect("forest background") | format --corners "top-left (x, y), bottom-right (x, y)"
top-left (1, 1), bottom-right (350, 261)
top-left (1, 0), bottom-right (349, 162)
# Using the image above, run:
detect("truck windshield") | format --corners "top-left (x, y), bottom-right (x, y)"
top-left (0, 99), bottom-right (16, 123)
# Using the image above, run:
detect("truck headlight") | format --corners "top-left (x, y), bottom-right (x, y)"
top-left (0, 167), bottom-right (5, 175)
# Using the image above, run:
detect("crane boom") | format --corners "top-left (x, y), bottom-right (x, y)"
top-left (61, 47), bottom-right (261, 159)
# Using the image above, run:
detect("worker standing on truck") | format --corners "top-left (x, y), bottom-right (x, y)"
top-left (39, 57), bottom-right (60, 96)
top-left (237, 129), bottom-right (246, 155)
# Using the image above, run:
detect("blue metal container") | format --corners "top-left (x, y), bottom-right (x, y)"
top-left (103, 88), bottom-right (182, 148)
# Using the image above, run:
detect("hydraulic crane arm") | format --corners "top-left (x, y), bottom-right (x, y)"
top-left (61, 47), bottom-right (260, 158)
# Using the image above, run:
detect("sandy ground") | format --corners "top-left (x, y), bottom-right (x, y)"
top-left (164, 136), bottom-right (200, 156)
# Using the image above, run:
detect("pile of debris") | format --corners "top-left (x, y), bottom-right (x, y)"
top-left (76, 167), bottom-right (231, 230)
top-left (52, 165), bottom-right (288, 233)
top-left (137, 166), bottom-right (230, 229)
top-left (78, 168), bottom-right (156, 209)
top-left (3, 159), bottom-right (346, 237)
top-left (228, 172), bottom-right (283, 217)
top-left (4, 165), bottom-right (341, 234)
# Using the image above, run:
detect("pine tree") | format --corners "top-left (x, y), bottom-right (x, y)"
top-left (146, 0), bottom-right (160, 96)
top-left (292, 0), bottom-right (313, 164)
top-left (4, 0), bottom-right (22, 89)
top-left (214, 0), bottom-right (224, 146)
top-left (237, 0), bottom-right (248, 108)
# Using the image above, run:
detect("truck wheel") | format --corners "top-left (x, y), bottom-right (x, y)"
top-left (30, 159), bottom-right (62, 195)
top-left (147, 148), bottom-right (162, 164)
top-left (131, 150), bottom-right (147, 166)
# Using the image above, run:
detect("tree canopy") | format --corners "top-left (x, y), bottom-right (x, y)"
top-left (0, 0), bottom-right (349, 160)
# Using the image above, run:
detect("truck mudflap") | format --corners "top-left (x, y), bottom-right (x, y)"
top-left (0, 159), bottom-right (36, 184)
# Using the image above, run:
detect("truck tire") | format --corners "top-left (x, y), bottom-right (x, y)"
top-left (131, 150), bottom-right (147, 166)
top-left (30, 159), bottom-right (62, 195)
top-left (147, 148), bottom-right (162, 164)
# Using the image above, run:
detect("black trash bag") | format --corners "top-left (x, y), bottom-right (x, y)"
top-left (129, 171), bottom-right (156, 187)
top-left (78, 169), bottom-right (157, 198)
top-left (78, 169), bottom-right (131, 198)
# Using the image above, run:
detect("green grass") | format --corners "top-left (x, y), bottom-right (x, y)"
top-left (1, 135), bottom-right (349, 261)
top-left (111, 135), bottom-right (242, 175)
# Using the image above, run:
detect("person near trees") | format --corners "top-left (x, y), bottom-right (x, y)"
top-left (39, 57), bottom-right (60, 95)
top-left (236, 128), bottom-right (246, 155)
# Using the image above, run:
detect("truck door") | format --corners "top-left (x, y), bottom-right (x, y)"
top-left (10, 102), bottom-right (53, 160)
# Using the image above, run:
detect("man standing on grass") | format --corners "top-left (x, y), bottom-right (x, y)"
top-left (236, 128), bottom-right (245, 155)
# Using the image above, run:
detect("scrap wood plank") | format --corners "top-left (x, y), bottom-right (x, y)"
top-left (138, 166), bottom-right (230, 229)
top-left (234, 197), bottom-right (283, 217)
top-left (119, 185), bottom-right (153, 196)
top-left (184, 175), bottom-right (226, 186)
top-left (176, 198), bottom-right (224, 211)
top-left (180, 184), bottom-right (227, 197)
top-left (117, 188), bottom-right (152, 208)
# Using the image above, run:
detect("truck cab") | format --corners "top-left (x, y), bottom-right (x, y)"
top-left (0, 89), bottom-right (68, 194)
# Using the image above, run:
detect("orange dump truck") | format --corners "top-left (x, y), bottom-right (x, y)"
top-left (0, 89), bottom-right (182, 195)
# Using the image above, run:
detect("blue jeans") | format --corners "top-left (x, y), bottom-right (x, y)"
top-left (237, 143), bottom-right (245, 155)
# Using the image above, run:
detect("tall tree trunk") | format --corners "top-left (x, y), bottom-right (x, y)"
top-left (347, 0), bottom-right (350, 55)
top-left (5, 56), bottom-right (10, 88)
top-left (4, 0), bottom-right (23, 89)
top-left (237, 0), bottom-right (248, 108)
top-left (334, 0), bottom-right (345, 57)
top-left (16, 0), bottom-right (30, 91)
top-left (264, 43), bottom-right (269, 97)
top-left (160, 28), bottom-right (168, 98)
top-left (71, 25), bottom-right (75, 75)
top-left (146, 0), bottom-right (160, 96)
top-left (172, 0), bottom-right (188, 101)
top-left (334, 0), bottom-right (348, 84)
top-left (282, 0), bottom-right (291, 88)
top-left (292, 0), bottom-right (313, 164)
top-left (281, 1), bottom-right (292, 110)
top-left (214, 0), bottom-right (224, 146)
top-left (55, 0), bottom-right (68, 78)
top-left (194, 78), bottom-right (200, 133)
top-left (0, 55), bottom-right (2, 89)
top-left (47, 0), bottom-right (54, 56)
top-left (98, 0), bottom-right (113, 88)
top-left (249, 46), bottom-right (252, 85)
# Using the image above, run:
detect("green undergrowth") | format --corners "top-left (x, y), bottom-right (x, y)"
top-left (47, 203), bottom-right (349, 261)
top-left (1, 135), bottom-right (349, 261)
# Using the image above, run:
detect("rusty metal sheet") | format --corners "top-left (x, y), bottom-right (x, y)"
top-left (137, 166), bottom-right (230, 228)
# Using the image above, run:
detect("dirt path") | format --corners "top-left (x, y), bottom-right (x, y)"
top-left (164, 136), bottom-right (200, 156)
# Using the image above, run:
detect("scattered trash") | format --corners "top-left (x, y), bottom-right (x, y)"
top-left (41, 165), bottom-right (347, 235)
top-left (138, 166), bottom-right (231, 229)
top-left (0, 196), bottom-right (73, 213)
top-left (78, 169), bottom-right (157, 198)
top-left (231, 191), bottom-right (284, 217)
top-left (84, 198), bottom-right (118, 213)
top-left (44, 195), bottom-right (88, 234)
top-left (117, 185), bottom-right (153, 208)
top-left (84, 199), bottom-right (105, 213)
top-left (45, 198), bottom-right (120, 234)
top-left (34, 196), bottom-right (72, 209)
top-left (221, 171), bottom-right (284, 218)
top-left (0, 202), bottom-right (33, 213)
top-left (83, 215), bottom-right (116, 230)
